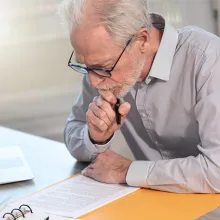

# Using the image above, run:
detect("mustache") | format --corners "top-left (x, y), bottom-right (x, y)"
top-left (96, 84), bottom-right (122, 90)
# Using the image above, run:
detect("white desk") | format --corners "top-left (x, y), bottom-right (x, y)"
top-left (0, 126), bottom-right (86, 206)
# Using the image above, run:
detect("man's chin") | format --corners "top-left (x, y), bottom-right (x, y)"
top-left (113, 87), bottom-right (130, 98)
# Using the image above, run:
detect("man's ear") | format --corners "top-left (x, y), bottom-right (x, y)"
top-left (135, 28), bottom-right (150, 53)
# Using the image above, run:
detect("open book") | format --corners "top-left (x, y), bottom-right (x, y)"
top-left (1, 175), bottom-right (139, 219)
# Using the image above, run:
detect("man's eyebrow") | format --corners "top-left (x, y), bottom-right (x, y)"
top-left (90, 60), bottom-right (113, 66)
top-left (76, 58), bottom-right (113, 66)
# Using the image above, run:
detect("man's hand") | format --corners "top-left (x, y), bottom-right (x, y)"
top-left (86, 90), bottom-right (131, 143)
top-left (82, 150), bottom-right (132, 184)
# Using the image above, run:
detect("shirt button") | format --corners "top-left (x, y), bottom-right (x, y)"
top-left (139, 82), bottom-right (146, 88)
top-left (155, 141), bottom-right (159, 145)
top-left (141, 113), bottom-right (147, 118)
top-left (146, 77), bottom-right (152, 84)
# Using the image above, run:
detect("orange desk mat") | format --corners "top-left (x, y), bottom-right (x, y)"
top-left (13, 175), bottom-right (220, 220)
top-left (80, 189), bottom-right (220, 220)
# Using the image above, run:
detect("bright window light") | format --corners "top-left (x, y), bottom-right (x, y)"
top-left (0, 21), bottom-right (11, 39)
top-left (0, 3), bottom-right (11, 42)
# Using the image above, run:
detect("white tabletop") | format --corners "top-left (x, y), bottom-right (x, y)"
top-left (0, 126), bottom-right (86, 206)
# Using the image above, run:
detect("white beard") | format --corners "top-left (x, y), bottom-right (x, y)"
top-left (97, 57), bottom-right (145, 98)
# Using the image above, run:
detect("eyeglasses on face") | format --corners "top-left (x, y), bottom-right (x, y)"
top-left (68, 38), bottom-right (132, 77)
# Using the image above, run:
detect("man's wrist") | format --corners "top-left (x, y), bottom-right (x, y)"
top-left (89, 133), bottom-right (114, 145)
top-left (122, 160), bottom-right (132, 183)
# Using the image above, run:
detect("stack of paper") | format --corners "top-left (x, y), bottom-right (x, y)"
top-left (8, 175), bottom-right (139, 218)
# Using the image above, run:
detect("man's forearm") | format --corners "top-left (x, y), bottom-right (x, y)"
top-left (65, 121), bottom-right (113, 162)
top-left (126, 151), bottom-right (220, 193)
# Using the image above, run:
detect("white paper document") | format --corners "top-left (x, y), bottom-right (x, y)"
top-left (10, 175), bottom-right (139, 218)
top-left (0, 146), bottom-right (34, 184)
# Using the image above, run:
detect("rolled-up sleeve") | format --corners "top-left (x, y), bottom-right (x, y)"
top-left (127, 53), bottom-right (220, 193)
top-left (64, 76), bottom-right (113, 162)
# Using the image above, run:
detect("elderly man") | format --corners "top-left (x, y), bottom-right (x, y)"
top-left (59, 0), bottom-right (220, 193)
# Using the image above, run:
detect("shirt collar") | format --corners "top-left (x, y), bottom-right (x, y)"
top-left (146, 13), bottom-right (178, 82)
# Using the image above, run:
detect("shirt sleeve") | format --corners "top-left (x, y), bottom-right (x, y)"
top-left (126, 53), bottom-right (220, 193)
top-left (64, 76), bottom-right (113, 162)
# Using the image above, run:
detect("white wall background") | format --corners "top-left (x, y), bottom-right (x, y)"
top-left (149, 0), bottom-right (215, 33)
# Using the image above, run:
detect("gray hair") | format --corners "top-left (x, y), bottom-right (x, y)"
top-left (58, 0), bottom-right (152, 46)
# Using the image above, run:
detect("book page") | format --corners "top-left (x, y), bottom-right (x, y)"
top-left (10, 175), bottom-right (139, 218)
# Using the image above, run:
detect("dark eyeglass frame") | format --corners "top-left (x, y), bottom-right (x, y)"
top-left (68, 38), bottom-right (133, 77)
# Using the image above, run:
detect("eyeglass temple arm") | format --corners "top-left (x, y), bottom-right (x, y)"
top-left (110, 38), bottom-right (133, 71)
top-left (68, 51), bottom-right (74, 65)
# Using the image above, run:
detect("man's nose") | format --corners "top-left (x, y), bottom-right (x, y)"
top-left (89, 72), bottom-right (105, 88)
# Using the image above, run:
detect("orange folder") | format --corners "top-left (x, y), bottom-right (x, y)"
top-left (81, 189), bottom-right (220, 220)
top-left (6, 175), bottom-right (220, 220)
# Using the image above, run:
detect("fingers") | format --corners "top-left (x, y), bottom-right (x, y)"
top-left (82, 167), bottom-right (94, 178)
top-left (88, 96), bottom-right (131, 129)
top-left (99, 90), bottom-right (117, 105)
top-left (82, 150), bottom-right (131, 184)
top-left (92, 98), bottom-right (116, 123)
top-left (89, 102), bottom-right (112, 126)
top-left (119, 102), bottom-right (131, 125)
top-left (86, 109), bottom-right (108, 132)
top-left (86, 90), bottom-right (131, 140)
top-left (97, 91), bottom-right (131, 117)
top-left (118, 102), bottom-right (131, 116)
top-left (87, 163), bottom-right (96, 169)
top-left (93, 96), bottom-right (131, 121)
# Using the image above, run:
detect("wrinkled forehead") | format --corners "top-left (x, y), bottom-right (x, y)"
top-left (70, 25), bottom-right (120, 63)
